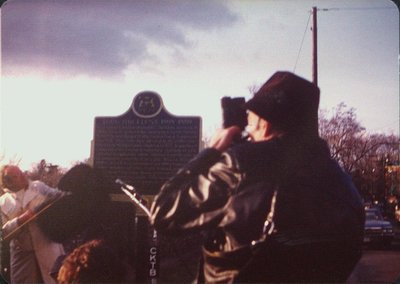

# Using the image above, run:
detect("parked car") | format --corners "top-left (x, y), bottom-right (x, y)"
top-left (395, 205), bottom-right (400, 223)
top-left (364, 207), bottom-right (394, 246)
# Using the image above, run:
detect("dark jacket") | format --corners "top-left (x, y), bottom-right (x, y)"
top-left (150, 136), bottom-right (364, 283)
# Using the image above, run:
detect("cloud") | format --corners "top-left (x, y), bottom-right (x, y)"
top-left (1, 0), bottom-right (238, 78)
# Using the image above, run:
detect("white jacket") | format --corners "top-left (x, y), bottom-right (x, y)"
top-left (0, 181), bottom-right (65, 284)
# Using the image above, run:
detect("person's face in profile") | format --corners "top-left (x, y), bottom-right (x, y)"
top-left (246, 111), bottom-right (265, 142)
top-left (2, 167), bottom-right (27, 192)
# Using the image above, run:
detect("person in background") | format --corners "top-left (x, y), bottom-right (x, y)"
top-left (0, 165), bottom-right (65, 284)
top-left (36, 163), bottom-right (135, 281)
top-left (37, 164), bottom-right (112, 254)
top-left (150, 71), bottom-right (365, 282)
top-left (57, 239), bottom-right (127, 284)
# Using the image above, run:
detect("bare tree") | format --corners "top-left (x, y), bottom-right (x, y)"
top-left (28, 159), bottom-right (65, 187)
top-left (319, 103), bottom-right (364, 172)
top-left (319, 102), bottom-right (399, 202)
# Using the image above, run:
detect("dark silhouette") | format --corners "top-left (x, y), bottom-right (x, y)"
top-left (150, 71), bottom-right (365, 283)
top-left (36, 164), bottom-right (135, 281)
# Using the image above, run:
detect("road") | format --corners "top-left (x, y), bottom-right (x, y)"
top-left (347, 229), bottom-right (400, 283)
top-left (348, 246), bottom-right (400, 283)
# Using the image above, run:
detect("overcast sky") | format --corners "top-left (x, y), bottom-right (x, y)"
top-left (1, 0), bottom-right (399, 170)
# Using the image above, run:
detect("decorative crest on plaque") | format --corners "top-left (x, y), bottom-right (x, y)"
top-left (132, 91), bottom-right (163, 118)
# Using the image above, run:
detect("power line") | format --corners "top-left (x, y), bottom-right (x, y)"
top-left (292, 5), bottom-right (396, 73)
top-left (318, 7), bottom-right (397, 11)
top-left (293, 10), bottom-right (312, 72)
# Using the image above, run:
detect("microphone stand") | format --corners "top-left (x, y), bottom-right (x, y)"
top-left (115, 179), bottom-right (158, 284)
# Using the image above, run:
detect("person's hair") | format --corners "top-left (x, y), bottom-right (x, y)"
top-left (57, 163), bottom-right (110, 195)
top-left (0, 165), bottom-right (27, 191)
top-left (57, 239), bottom-right (126, 284)
top-left (37, 164), bottom-right (113, 243)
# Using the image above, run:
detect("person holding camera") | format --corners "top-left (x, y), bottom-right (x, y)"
top-left (150, 71), bottom-right (364, 283)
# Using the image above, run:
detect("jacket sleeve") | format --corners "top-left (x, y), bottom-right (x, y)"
top-left (150, 148), bottom-right (243, 233)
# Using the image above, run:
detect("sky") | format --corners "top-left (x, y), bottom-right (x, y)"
top-left (0, 0), bottom-right (399, 170)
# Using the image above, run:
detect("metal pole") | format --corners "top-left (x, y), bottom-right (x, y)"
top-left (312, 6), bottom-right (318, 86)
top-left (116, 179), bottom-right (159, 283)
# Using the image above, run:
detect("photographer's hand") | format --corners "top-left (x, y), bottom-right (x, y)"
top-left (210, 126), bottom-right (242, 152)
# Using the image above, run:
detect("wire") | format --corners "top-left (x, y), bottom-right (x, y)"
top-left (293, 10), bottom-right (312, 72)
top-left (292, 5), bottom-right (397, 72)
top-left (318, 7), bottom-right (397, 11)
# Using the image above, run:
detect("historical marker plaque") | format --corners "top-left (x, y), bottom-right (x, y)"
top-left (92, 91), bottom-right (201, 195)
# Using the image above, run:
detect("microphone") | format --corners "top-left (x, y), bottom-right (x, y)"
top-left (115, 179), bottom-right (150, 217)
top-left (115, 178), bottom-right (136, 192)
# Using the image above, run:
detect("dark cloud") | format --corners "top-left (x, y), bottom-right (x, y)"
top-left (1, 0), bottom-right (238, 78)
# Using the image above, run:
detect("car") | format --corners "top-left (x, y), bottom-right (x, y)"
top-left (364, 207), bottom-right (394, 246)
top-left (395, 205), bottom-right (400, 223)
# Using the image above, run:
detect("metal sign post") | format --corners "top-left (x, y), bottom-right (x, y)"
top-left (116, 179), bottom-right (159, 283)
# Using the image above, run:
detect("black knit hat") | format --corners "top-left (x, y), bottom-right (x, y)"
top-left (244, 71), bottom-right (320, 135)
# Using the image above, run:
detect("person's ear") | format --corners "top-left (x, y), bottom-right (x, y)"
top-left (259, 118), bottom-right (270, 137)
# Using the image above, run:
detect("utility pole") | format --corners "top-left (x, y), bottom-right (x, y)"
top-left (312, 6), bottom-right (318, 86)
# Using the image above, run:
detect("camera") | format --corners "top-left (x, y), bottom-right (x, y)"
top-left (221, 97), bottom-right (247, 131)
